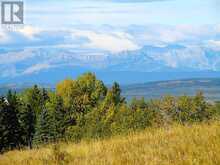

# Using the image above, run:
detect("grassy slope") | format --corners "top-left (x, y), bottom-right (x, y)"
top-left (1, 122), bottom-right (220, 165)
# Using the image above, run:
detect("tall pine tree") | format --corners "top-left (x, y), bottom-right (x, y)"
top-left (0, 91), bottom-right (22, 152)
top-left (20, 104), bottom-right (36, 149)
top-left (34, 107), bottom-right (55, 144)
top-left (46, 94), bottom-right (66, 140)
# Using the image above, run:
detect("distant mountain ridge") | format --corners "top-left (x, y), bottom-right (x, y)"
top-left (121, 78), bottom-right (220, 101)
top-left (1, 44), bottom-right (220, 85)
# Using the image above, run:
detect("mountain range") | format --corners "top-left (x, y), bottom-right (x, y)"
top-left (1, 44), bottom-right (220, 85)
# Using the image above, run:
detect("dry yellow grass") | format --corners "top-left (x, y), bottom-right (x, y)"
top-left (1, 122), bottom-right (220, 165)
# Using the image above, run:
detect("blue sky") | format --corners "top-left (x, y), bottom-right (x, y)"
top-left (0, 0), bottom-right (220, 80)
top-left (24, 0), bottom-right (219, 28)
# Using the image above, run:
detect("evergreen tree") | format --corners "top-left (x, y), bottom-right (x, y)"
top-left (46, 95), bottom-right (66, 139)
top-left (6, 91), bottom-right (23, 149)
top-left (0, 97), bottom-right (7, 152)
top-left (54, 97), bottom-right (66, 139)
top-left (41, 88), bottom-right (49, 105)
top-left (25, 85), bottom-right (43, 115)
top-left (34, 107), bottom-right (54, 144)
top-left (0, 91), bottom-right (22, 152)
top-left (111, 82), bottom-right (125, 105)
top-left (20, 104), bottom-right (36, 149)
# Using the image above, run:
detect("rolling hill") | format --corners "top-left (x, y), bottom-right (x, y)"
top-left (122, 78), bottom-right (220, 101)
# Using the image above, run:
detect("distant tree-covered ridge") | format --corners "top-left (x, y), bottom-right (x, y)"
top-left (0, 72), bottom-right (220, 153)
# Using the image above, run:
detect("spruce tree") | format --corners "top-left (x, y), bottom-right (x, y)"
top-left (41, 88), bottom-right (49, 105)
top-left (20, 104), bottom-right (36, 149)
top-left (53, 96), bottom-right (66, 139)
top-left (34, 107), bottom-right (54, 144)
top-left (0, 91), bottom-right (22, 152)
top-left (6, 90), bottom-right (22, 149)
top-left (46, 95), bottom-right (66, 140)
top-left (26, 85), bottom-right (43, 116)
top-left (0, 97), bottom-right (7, 152)
top-left (111, 82), bottom-right (125, 105)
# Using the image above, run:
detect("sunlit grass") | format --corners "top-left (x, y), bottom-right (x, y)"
top-left (1, 121), bottom-right (220, 165)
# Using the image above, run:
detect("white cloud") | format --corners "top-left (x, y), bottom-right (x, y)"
top-left (207, 40), bottom-right (220, 51)
top-left (0, 29), bottom-right (10, 43)
top-left (138, 25), bottom-right (218, 46)
top-left (215, 24), bottom-right (220, 33)
top-left (72, 30), bottom-right (139, 53)
top-left (1, 24), bottom-right (218, 51)
top-left (23, 63), bottom-right (51, 75)
top-left (139, 26), bottom-right (188, 45)
top-left (158, 28), bottom-right (186, 43)
top-left (17, 26), bottom-right (42, 39)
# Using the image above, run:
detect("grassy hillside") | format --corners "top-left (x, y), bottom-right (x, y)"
top-left (1, 121), bottom-right (220, 165)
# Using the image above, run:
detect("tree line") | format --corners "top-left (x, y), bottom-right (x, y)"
top-left (0, 73), bottom-right (219, 153)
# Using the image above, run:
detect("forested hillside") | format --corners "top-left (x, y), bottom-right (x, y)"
top-left (0, 73), bottom-right (220, 153)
